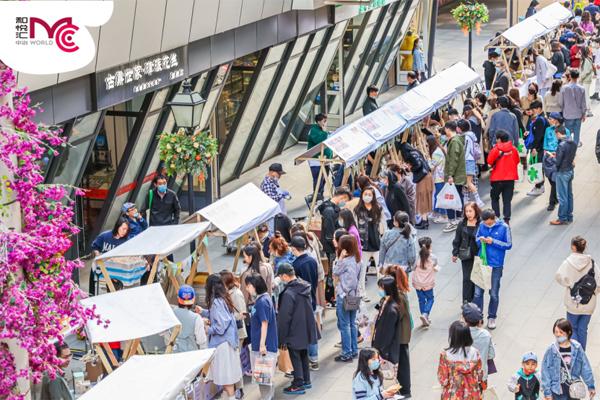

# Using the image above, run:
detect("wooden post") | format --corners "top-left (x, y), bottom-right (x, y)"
top-left (186, 232), bottom-right (206, 285)
top-left (95, 344), bottom-right (113, 374)
top-left (164, 325), bottom-right (181, 354)
top-left (369, 148), bottom-right (384, 179)
top-left (307, 145), bottom-right (327, 223)
top-left (101, 342), bottom-right (119, 368)
top-left (147, 254), bottom-right (161, 285)
top-left (96, 259), bottom-right (116, 292)
top-left (232, 238), bottom-right (243, 273)
top-left (124, 338), bottom-right (141, 360)
top-left (203, 244), bottom-right (214, 274)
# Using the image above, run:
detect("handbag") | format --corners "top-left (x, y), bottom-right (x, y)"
top-left (277, 348), bottom-right (293, 374)
top-left (457, 227), bottom-right (474, 261)
top-left (338, 260), bottom-right (361, 312)
top-left (487, 359), bottom-right (497, 375)
top-left (555, 344), bottom-right (588, 399)
top-left (380, 358), bottom-right (398, 381)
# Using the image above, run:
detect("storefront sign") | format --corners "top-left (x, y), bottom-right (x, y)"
top-left (95, 46), bottom-right (187, 109)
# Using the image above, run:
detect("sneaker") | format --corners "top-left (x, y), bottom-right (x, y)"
top-left (326, 302), bottom-right (335, 309)
top-left (415, 220), bottom-right (429, 230)
top-left (235, 389), bottom-right (244, 399)
top-left (433, 215), bottom-right (448, 224)
top-left (309, 362), bottom-right (319, 371)
top-left (591, 93), bottom-right (600, 100)
top-left (442, 221), bottom-right (459, 233)
top-left (587, 111), bottom-right (594, 117)
top-left (362, 296), bottom-right (371, 303)
top-left (578, 141), bottom-right (583, 148)
top-left (334, 341), bottom-right (342, 348)
top-left (303, 382), bottom-right (313, 389)
top-left (334, 355), bottom-right (353, 363)
top-left (420, 314), bottom-right (430, 327)
top-left (283, 385), bottom-right (306, 395)
top-left (527, 186), bottom-right (544, 196)
top-left (547, 203), bottom-right (556, 211)
top-left (550, 219), bottom-right (569, 225)
top-left (487, 318), bottom-right (497, 330)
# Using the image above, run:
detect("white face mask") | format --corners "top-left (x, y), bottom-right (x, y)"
top-left (362, 195), bottom-right (373, 204)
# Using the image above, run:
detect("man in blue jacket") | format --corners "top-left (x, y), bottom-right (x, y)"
top-left (474, 209), bottom-right (512, 330)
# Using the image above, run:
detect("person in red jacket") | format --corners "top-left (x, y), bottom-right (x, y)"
top-left (487, 130), bottom-right (520, 224)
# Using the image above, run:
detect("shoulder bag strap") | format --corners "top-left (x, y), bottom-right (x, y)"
top-left (554, 343), bottom-right (574, 382)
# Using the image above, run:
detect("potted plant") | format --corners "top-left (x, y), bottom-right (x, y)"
top-left (451, 1), bottom-right (490, 67)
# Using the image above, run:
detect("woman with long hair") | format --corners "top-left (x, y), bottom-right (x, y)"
top-left (385, 163), bottom-right (416, 225)
top-left (544, 79), bottom-right (563, 113)
top-left (268, 234), bottom-right (295, 273)
top-left (202, 274), bottom-right (243, 400)
top-left (354, 186), bottom-right (383, 298)
top-left (451, 202), bottom-right (482, 304)
top-left (352, 348), bottom-right (397, 399)
top-left (412, 37), bottom-right (426, 82)
top-left (427, 134), bottom-right (448, 224)
top-left (338, 208), bottom-right (363, 259)
top-left (240, 243), bottom-right (273, 304)
top-left (579, 46), bottom-right (595, 115)
top-left (398, 141), bottom-right (434, 230)
top-left (581, 10), bottom-right (594, 34)
top-left (378, 211), bottom-right (417, 273)
top-left (411, 236), bottom-right (439, 327)
top-left (437, 321), bottom-right (483, 400)
top-left (90, 218), bottom-right (131, 295)
top-left (333, 234), bottom-right (362, 362)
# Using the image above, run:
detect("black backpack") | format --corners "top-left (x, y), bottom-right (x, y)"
top-left (570, 260), bottom-right (597, 306)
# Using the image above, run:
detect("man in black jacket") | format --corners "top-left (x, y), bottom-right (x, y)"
top-left (550, 127), bottom-right (577, 225)
top-left (362, 85), bottom-right (379, 116)
top-left (526, 101), bottom-right (549, 197)
top-left (493, 61), bottom-right (509, 93)
top-left (483, 51), bottom-right (499, 90)
top-left (317, 187), bottom-right (352, 257)
top-left (149, 175), bottom-right (181, 226)
top-left (277, 264), bottom-right (319, 395)
top-left (406, 71), bottom-right (420, 91)
top-left (290, 236), bottom-right (318, 309)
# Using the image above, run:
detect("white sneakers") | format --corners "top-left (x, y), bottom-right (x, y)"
top-left (527, 186), bottom-right (545, 196)
top-left (420, 314), bottom-right (431, 327)
top-left (432, 215), bottom-right (449, 224)
top-left (443, 220), bottom-right (459, 233)
top-left (487, 318), bottom-right (496, 330)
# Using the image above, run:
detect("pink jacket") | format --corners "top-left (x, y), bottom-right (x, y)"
top-left (348, 225), bottom-right (363, 259)
top-left (411, 254), bottom-right (438, 290)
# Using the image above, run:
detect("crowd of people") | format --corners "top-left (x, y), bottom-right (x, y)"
top-left (56, 2), bottom-right (600, 400)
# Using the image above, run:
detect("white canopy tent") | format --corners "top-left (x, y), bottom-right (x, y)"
top-left (80, 284), bottom-right (182, 372)
top-left (94, 222), bottom-right (211, 292)
top-left (79, 349), bottom-right (215, 400)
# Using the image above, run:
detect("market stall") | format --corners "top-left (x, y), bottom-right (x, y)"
top-left (94, 222), bottom-right (211, 292)
top-left (485, 2), bottom-right (571, 86)
top-left (187, 183), bottom-right (281, 274)
top-left (296, 61), bottom-right (483, 220)
top-left (79, 349), bottom-right (215, 400)
top-left (80, 284), bottom-right (182, 373)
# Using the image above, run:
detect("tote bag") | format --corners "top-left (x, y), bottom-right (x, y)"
top-left (526, 153), bottom-right (544, 185)
top-left (435, 183), bottom-right (463, 211)
top-left (277, 349), bottom-right (293, 374)
top-left (470, 242), bottom-right (492, 290)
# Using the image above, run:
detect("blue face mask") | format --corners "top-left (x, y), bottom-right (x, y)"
top-left (378, 289), bottom-right (386, 298)
top-left (368, 359), bottom-right (381, 371)
top-left (338, 201), bottom-right (346, 208)
top-left (157, 184), bottom-right (167, 193)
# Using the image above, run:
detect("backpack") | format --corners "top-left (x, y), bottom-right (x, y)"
top-left (525, 115), bottom-right (548, 150)
top-left (465, 133), bottom-right (482, 161)
top-left (570, 260), bottom-right (597, 306)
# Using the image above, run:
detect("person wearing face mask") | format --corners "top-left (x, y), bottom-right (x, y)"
top-left (276, 263), bottom-right (319, 395)
top-left (492, 61), bottom-right (509, 93)
top-left (412, 37), bottom-right (426, 82)
top-left (148, 175), bottom-right (180, 226)
top-left (398, 141), bottom-right (433, 230)
top-left (541, 318), bottom-right (595, 400)
top-left (121, 202), bottom-right (147, 238)
top-left (260, 163), bottom-right (289, 218)
top-left (543, 114), bottom-right (571, 211)
top-left (41, 343), bottom-right (74, 400)
top-left (244, 273), bottom-right (278, 400)
top-left (318, 186), bottom-right (353, 264)
top-left (352, 348), bottom-right (399, 400)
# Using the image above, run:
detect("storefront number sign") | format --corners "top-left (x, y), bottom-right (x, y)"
top-left (95, 46), bottom-right (187, 109)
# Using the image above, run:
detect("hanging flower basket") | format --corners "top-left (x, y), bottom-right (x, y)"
top-left (451, 1), bottom-right (489, 35)
top-left (158, 128), bottom-right (218, 179)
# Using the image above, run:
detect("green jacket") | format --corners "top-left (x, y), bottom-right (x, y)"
top-left (307, 124), bottom-right (332, 159)
top-left (444, 134), bottom-right (467, 185)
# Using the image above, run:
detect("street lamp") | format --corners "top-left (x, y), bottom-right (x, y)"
top-left (167, 79), bottom-right (206, 214)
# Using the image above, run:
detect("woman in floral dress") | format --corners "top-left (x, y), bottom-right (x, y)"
top-left (437, 320), bottom-right (484, 399)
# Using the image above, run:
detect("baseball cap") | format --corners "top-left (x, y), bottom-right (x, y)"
top-left (177, 285), bottom-right (195, 305)
top-left (462, 303), bottom-right (483, 324)
top-left (522, 352), bottom-right (538, 363)
top-left (548, 111), bottom-right (564, 122)
top-left (290, 236), bottom-right (307, 250)
top-left (276, 263), bottom-right (295, 277)
top-left (121, 202), bottom-right (136, 213)
top-left (268, 163), bottom-right (286, 175)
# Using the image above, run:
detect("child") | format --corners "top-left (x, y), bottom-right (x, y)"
top-left (507, 352), bottom-right (541, 400)
top-left (462, 303), bottom-right (495, 383)
top-left (411, 237), bottom-right (438, 327)
top-left (352, 348), bottom-right (398, 400)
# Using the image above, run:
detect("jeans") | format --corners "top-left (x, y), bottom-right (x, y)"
top-left (336, 299), bottom-right (358, 357)
top-left (473, 267), bottom-right (503, 319)
top-left (490, 180), bottom-right (515, 221)
top-left (332, 164), bottom-right (344, 188)
top-left (397, 344), bottom-right (411, 396)
top-left (416, 289), bottom-right (434, 315)
top-left (288, 347), bottom-right (310, 387)
top-left (556, 170), bottom-right (574, 222)
top-left (548, 178), bottom-right (558, 206)
top-left (461, 259), bottom-right (475, 303)
top-left (433, 182), bottom-right (447, 215)
top-left (309, 165), bottom-right (326, 196)
top-left (567, 312), bottom-right (591, 350)
top-left (446, 184), bottom-right (464, 220)
top-left (564, 118), bottom-right (582, 145)
top-left (308, 343), bottom-right (318, 363)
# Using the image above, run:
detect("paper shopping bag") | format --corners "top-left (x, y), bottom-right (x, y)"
top-left (277, 349), bottom-right (293, 374)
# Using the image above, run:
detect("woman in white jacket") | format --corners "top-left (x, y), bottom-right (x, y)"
top-left (534, 48), bottom-right (554, 96)
top-left (555, 236), bottom-right (600, 350)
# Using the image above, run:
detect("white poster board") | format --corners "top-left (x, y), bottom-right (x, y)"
top-left (324, 125), bottom-right (378, 165)
top-left (80, 284), bottom-right (180, 343)
top-left (357, 107), bottom-right (408, 143)
top-left (197, 183), bottom-right (280, 244)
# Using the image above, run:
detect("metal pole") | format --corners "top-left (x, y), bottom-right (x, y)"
top-left (509, 0), bottom-right (514, 27)
top-left (468, 29), bottom-right (473, 68)
top-left (427, 0), bottom-right (440, 78)
top-left (187, 172), bottom-right (196, 253)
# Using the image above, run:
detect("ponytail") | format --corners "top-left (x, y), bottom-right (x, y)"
top-left (418, 237), bottom-right (432, 270)
top-left (393, 211), bottom-right (411, 239)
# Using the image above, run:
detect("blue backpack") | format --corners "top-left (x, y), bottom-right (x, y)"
top-left (525, 115), bottom-right (547, 149)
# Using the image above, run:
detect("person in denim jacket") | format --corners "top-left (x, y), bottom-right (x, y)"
top-left (541, 318), bottom-right (595, 400)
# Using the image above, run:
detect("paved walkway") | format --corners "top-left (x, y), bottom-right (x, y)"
top-left (234, 2), bottom-right (600, 399)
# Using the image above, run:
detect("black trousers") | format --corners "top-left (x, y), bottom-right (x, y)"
top-left (490, 180), bottom-right (515, 221)
top-left (288, 347), bottom-right (310, 387)
top-left (397, 344), bottom-right (411, 395)
top-left (461, 258), bottom-right (475, 303)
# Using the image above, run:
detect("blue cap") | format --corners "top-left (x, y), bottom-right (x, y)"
top-left (548, 112), bottom-right (563, 122)
top-left (178, 285), bottom-right (195, 305)
top-left (522, 352), bottom-right (538, 363)
top-left (121, 202), bottom-right (136, 213)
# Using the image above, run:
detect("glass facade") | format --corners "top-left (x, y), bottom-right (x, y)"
top-left (45, 0), bottom-right (422, 249)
